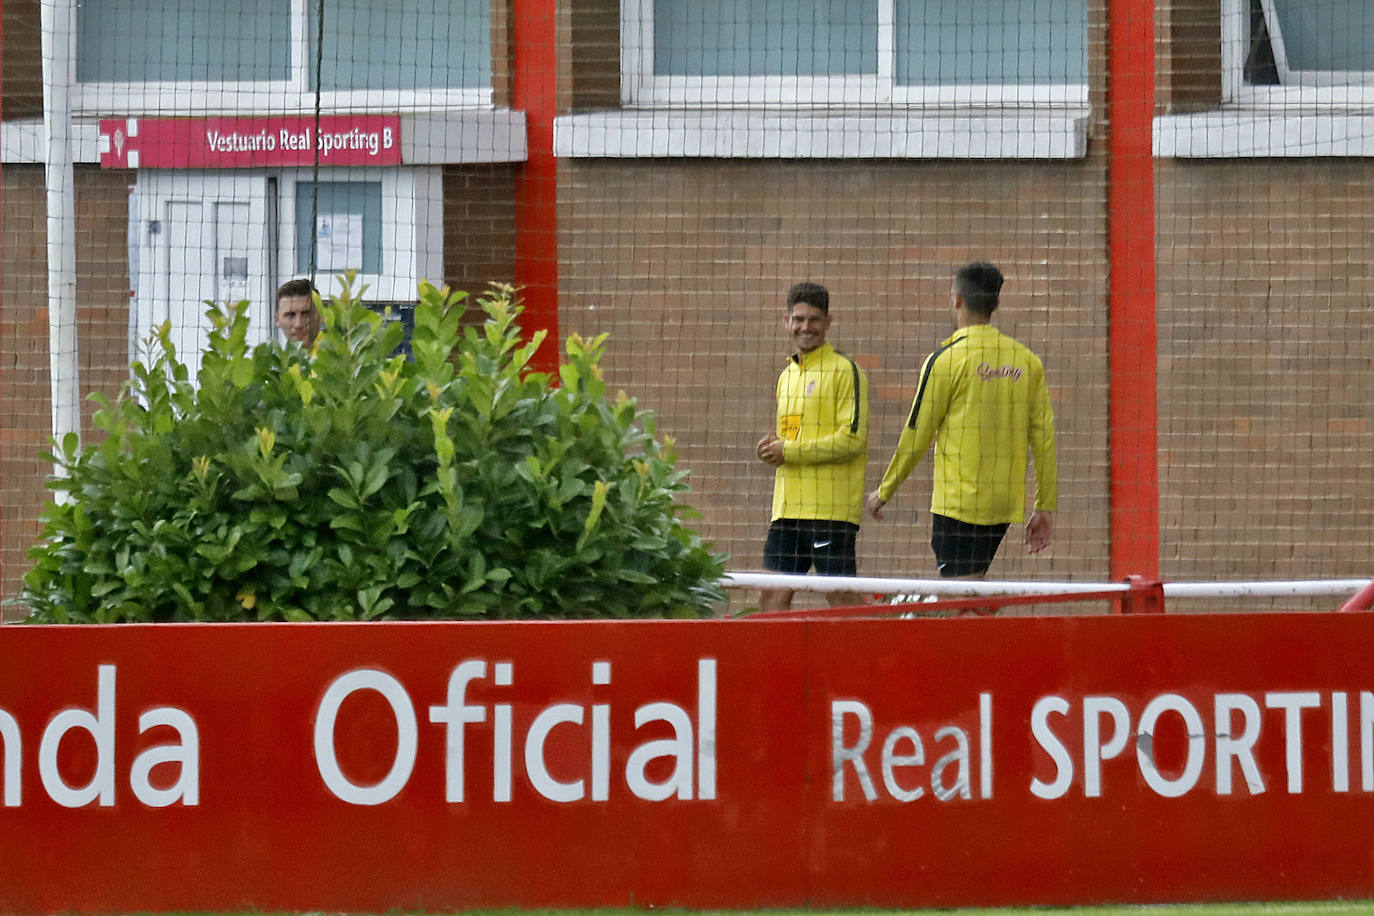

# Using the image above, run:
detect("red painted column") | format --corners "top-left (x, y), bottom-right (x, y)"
top-left (1106, 0), bottom-right (1160, 582)
top-left (511, 0), bottom-right (560, 375)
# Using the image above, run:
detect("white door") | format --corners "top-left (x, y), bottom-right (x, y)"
top-left (135, 171), bottom-right (273, 380)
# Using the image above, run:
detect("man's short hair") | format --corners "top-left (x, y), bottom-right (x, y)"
top-left (276, 278), bottom-right (316, 305)
top-left (954, 262), bottom-right (1003, 317)
top-left (786, 282), bottom-right (830, 314)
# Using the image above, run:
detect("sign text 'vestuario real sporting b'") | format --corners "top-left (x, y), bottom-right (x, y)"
top-left (3, 614), bottom-right (1374, 912)
top-left (98, 115), bottom-right (403, 169)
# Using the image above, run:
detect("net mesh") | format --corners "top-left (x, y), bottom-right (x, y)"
top-left (2, 0), bottom-right (1371, 617)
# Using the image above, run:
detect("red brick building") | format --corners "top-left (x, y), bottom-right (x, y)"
top-left (3, 0), bottom-right (1371, 616)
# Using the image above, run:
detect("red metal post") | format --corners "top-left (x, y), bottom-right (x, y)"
top-left (1106, 0), bottom-right (1160, 582)
top-left (511, 0), bottom-right (560, 375)
top-left (1116, 575), bottom-right (1166, 615)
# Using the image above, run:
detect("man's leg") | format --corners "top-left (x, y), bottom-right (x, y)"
top-left (948, 570), bottom-right (994, 616)
top-left (931, 514), bottom-right (1009, 615)
top-left (760, 588), bottom-right (795, 611)
top-left (814, 522), bottom-right (864, 609)
top-left (761, 519), bottom-right (804, 612)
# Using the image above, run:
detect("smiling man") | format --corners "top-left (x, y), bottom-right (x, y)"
top-left (275, 278), bottom-right (321, 346)
top-left (755, 282), bottom-right (869, 612)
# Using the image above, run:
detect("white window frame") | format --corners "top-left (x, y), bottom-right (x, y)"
top-left (621, 0), bottom-right (1088, 109)
top-left (1157, 0), bottom-right (1374, 157)
top-left (73, 0), bottom-right (492, 117)
top-left (1223, 0), bottom-right (1374, 107)
top-left (278, 166), bottom-right (444, 302)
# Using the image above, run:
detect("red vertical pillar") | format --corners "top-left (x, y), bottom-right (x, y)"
top-left (1107, 0), bottom-right (1160, 583)
top-left (0, 0), bottom-right (5, 547)
top-left (0, 0), bottom-right (5, 249)
top-left (512, 0), bottom-right (559, 375)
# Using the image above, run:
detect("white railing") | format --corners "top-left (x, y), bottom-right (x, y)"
top-left (720, 572), bottom-right (1374, 613)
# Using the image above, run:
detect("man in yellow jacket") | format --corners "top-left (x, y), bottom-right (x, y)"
top-left (867, 262), bottom-right (1057, 579)
top-left (757, 282), bottom-right (869, 611)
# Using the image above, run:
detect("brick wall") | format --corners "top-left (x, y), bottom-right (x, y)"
top-left (559, 0), bottom-right (620, 112)
top-left (556, 157), bottom-right (1112, 611)
top-left (443, 163), bottom-right (519, 300)
top-left (555, 150), bottom-right (1374, 614)
top-left (1155, 158), bottom-right (1374, 609)
top-left (11, 153), bottom-right (1364, 616)
top-left (1, 0), bottom-right (41, 118)
top-left (4, 0), bottom-right (1370, 620)
top-left (1, 166), bottom-right (133, 616)
top-left (1156, 0), bottom-right (1223, 114)
top-left (489, 0), bottom-right (513, 108)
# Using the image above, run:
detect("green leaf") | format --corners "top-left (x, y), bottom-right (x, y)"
top-left (327, 487), bottom-right (359, 509)
top-left (618, 570), bottom-right (658, 585)
top-left (576, 480), bottom-right (610, 551)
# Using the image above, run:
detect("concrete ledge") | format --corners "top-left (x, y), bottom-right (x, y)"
top-left (554, 108), bottom-right (1090, 160)
top-left (2, 119), bottom-right (101, 164)
top-left (1155, 110), bottom-right (1374, 158)
top-left (401, 109), bottom-right (527, 164)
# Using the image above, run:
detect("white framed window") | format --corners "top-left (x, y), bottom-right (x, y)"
top-left (277, 167), bottom-right (444, 302)
top-left (131, 166), bottom-right (442, 379)
top-left (1224, 0), bottom-right (1374, 106)
top-left (1157, 0), bottom-right (1374, 157)
top-left (622, 0), bottom-right (1088, 108)
top-left (74, 0), bottom-right (492, 116)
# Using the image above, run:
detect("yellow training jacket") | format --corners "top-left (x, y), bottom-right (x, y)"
top-left (772, 343), bottom-right (869, 525)
top-left (876, 324), bottom-right (1057, 525)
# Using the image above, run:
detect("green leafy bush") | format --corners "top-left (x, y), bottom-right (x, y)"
top-left (21, 279), bottom-right (726, 622)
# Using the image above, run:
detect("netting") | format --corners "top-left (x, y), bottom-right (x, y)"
top-left (2, 0), bottom-right (1372, 618)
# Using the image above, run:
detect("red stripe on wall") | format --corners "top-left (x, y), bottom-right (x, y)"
top-left (1106, 0), bottom-right (1160, 582)
top-left (512, 0), bottom-right (560, 375)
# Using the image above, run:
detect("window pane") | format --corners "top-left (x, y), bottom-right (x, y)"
top-left (295, 182), bottom-right (383, 276)
top-left (895, 0), bottom-right (1087, 86)
top-left (653, 0), bottom-right (877, 77)
top-left (77, 0), bottom-right (288, 82)
top-left (1271, 0), bottom-right (1374, 71)
top-left (309, 0), bottom-right (491, 90)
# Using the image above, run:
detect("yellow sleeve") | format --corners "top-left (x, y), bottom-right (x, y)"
top-left (877, 349), bottom-right (950, 502)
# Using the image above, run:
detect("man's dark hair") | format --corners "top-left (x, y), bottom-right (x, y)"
top-left (954, 262), bottom-right (1003, 317)
top-left (786, 281), bottom-right (830, 314)
top-left (276, 278), bottom-right (317, 305)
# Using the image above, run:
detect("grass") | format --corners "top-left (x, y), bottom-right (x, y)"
top-left (147, 904), bottom-right (1374, 916)
top-left (440, 907), bottom-right (1374, 916)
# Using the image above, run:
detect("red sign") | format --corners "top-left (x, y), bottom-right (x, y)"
top-left (99, 116), bottom-right (402, 169)
top-left (1, 613), bottom-right (1372, 912)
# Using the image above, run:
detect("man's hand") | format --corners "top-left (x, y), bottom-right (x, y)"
top-left (866, 489), bottom-right (887, 520)
top-left (1025, 510), bottom-right (1055, 554)
top-left (756, 432), bottom-right (786, 467)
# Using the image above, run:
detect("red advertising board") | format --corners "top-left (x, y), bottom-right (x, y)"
top-left (98, 115), bottom-right (402, 169)
top-left (1, 613), bottom-right (1372, 912)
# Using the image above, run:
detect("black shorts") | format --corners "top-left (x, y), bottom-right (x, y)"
top-left (930, 513), bottom-right (1009, 578)
top-left (764, 519), bottom-right (859, 576)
